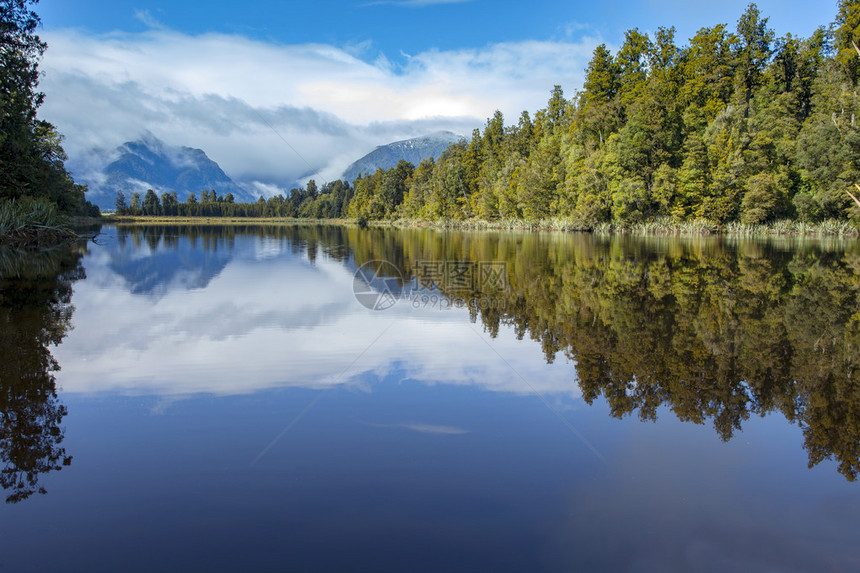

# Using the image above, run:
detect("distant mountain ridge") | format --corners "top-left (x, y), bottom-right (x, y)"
top-left (341, 131), bottom-right (463, 182)
top-left (92, 134), bottom-right (250, 209)
top-left (81, 132), bottom-right (465, 210)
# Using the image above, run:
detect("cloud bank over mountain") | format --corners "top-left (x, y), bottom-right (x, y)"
top-left (39, 26), bottom-right (601, 191)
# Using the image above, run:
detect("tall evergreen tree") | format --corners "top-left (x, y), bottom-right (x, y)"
top-left (0, 0), bottom-right (96, 215)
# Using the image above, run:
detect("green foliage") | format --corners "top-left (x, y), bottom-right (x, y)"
top-left (733, 3), bottom-right (774, 100)
top-left (114, 180), bottom-right (356, 220)
top-left (108, 3), bottom-right (860, 232)
top-left (583, 44), bottom-right (619, 104)
top-left (0, 1), bottom-right (99, 220)
top-left (115, 191), bottom-right (128, 215)
top-left (142, 189), bottom-right (160, 216)
top-left (739, 171), bottom-right (789, 223)
top-left (326, 3), bottom-right (860, 230)
top-left (130, 191), bottom-right (142, 214)
top-left (0, 197), bottom-right (74, 246)
top-left (835, 0), bottom-right (860, 84)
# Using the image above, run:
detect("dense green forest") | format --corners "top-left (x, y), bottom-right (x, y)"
top-left (114, 179), bottom-right (354, 219)
top-left (122, 2), bottom-right (860, 230)
top-left (0, 0), bottom-right (98, 240)
top-left (350, 1), bottom-right (860, 227)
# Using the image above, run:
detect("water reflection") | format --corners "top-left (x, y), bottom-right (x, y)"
top-left (57, 225), bottom-right (860, 481)
top-left (110, 225), bottom-right (234, 296)
top-left (402, 232), bottom-right (860, 480)
top-left (57, 225), bottom-right (572, 399)
top-left (0, 245), bottom-right (85, 502)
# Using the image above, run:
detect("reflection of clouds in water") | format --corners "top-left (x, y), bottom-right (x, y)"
top-left (253, 237), bottom-right (290, 261)
top-left (364, 422), bottom-right (470, 435)
top-left (55, 235), bottom-right (578, 399)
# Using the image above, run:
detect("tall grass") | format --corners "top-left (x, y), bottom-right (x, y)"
top-left (593, 218), bottom-right (721, 235)
top-left (157, 213), bottom-right (857, 238)
top-left (0, 198), bottom-right (76, 246)
top-left (725, 219), bottom-right (859, 237)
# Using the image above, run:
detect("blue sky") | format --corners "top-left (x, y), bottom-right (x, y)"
top-left (40, 0), bottom-right (836, 60)
top-left (35, 1), bottom-right (840, 195)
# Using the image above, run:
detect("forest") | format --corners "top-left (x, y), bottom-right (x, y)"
top-left (114, 179), bottom-right (354, 220)
top-left (118, 2), bottom-right (860, 230)
top-left (0, 0), bottom-right (99, 227)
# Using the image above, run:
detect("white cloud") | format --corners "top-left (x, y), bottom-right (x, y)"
top-left (133, 9), bottom-right (166, 30)
top-left (365, 422), bottom-right (471, 435)
top-left (39, 27), bottom-right (601, 188)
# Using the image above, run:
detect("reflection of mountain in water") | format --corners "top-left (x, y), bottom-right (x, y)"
top-left (110, 227), bottom-right (236, 296)
top-left (108, 224), bottom-right (353, 298)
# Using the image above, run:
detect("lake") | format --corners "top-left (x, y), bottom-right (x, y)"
top-left (1, 224), bottom-right (859, 572)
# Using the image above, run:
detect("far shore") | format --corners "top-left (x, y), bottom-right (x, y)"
top-left (99, 214), bottom-right (860, 238)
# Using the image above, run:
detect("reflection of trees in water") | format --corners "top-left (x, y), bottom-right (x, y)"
top-left (120, 225), bottom-right (860, 481)
top-left (0, 245), bottom-right (85, 503)
top-left (345, 229), bottom-right (859, 481)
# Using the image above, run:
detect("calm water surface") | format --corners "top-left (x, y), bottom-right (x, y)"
top-left (1, 224), bottom-right (859, 572)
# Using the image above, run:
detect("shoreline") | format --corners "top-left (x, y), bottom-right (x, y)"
top-left (99, 214), bottom-right (860, 238)
top-left (0, 200), bottom-right (103, 248)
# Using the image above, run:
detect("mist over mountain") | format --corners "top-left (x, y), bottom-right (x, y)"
top-left (341, 131), bottom-right (463, 183)
top-left (83, 134), bottom-right (252, 209)
top-left (75, 132), bottom-right (467, 210)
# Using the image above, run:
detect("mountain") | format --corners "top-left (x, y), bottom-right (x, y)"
top-left (88, 134), bottom-right (250, 209)
top-left (341, 131), bottom-right (463, 183)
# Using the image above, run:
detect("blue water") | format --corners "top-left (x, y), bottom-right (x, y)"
top-left (1, 225), bottom-right (858, 572)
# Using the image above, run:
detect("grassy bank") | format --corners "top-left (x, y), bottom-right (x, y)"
top-left (100, 214), bottom-right (860, 237)
top-left (0, 199), bottom-right (79, 247)
top-left (104, 215), bottom-right (353, 226)
top-left (381, 216), bottom-right (860, 237)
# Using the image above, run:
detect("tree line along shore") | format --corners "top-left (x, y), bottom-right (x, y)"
top-left (6, 2), bottom-right (860, 245)
top-left (0, 1), bottom-right (99, 246)
top-left (111, 3), bottom-right (860, 236)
